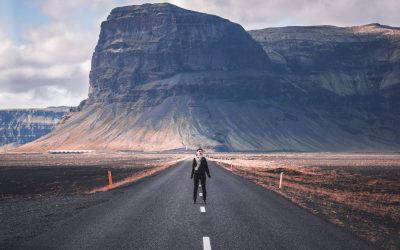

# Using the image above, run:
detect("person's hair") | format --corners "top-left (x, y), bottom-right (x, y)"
top-left (196, 147), bottom-right (203, 151)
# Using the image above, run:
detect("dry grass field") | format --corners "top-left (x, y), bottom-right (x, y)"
top-left (0, 152), bottom-right (187, 197)
top-left (210, 152), bottom-right (400, 250)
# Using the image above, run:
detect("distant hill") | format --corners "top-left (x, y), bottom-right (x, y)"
top-left (248, 23), bottom-right (400, 96)
top-left (0, 107), bottom-right (69, 148)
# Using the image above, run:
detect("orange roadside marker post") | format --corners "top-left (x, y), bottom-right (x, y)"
top-left (108, 170), bottom-right (113, 189)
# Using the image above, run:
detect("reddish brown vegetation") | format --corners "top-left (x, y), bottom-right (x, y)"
top-left (211, 153), bottom-right (400, 250)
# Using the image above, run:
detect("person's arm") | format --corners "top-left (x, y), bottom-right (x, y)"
top-left (204, 158), bottom-right (211, 178)
top-left (191, 158), bottom-right (195, 179)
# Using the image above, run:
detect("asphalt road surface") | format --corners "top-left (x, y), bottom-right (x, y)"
top-left (20, 159), bottom-right (373, 250)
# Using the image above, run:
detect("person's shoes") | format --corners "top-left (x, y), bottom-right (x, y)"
top-left (193, 200), bottom-right (196, 204)
top-left (203, 199), bottom-right (206, 204)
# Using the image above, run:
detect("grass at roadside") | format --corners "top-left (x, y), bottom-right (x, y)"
top-left (210, 153), bottom-right (400, 250)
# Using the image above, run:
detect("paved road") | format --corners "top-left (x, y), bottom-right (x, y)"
top-left (21, 159), bottom-right (373, 250)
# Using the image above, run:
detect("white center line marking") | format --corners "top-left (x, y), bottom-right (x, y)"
top-left (199, 184), bottom-right (202, 187)
top-left (199, 193), bottom-right (203, 197)
top-left (200, 206), bottom-right (206, 213)
top-left (203, 236), bottom-right (211, 250)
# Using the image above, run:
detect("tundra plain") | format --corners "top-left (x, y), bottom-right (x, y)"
top-left (210, 152), bottom-right (400, 249)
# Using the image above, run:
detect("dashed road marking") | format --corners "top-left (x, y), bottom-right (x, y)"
top-left (200, 206), bottom-right (206, 213)
top-left (203, 237), bottom-right (211, 250)
top-left (199, 193), bottom-right (203, 197)
top-left (199, 184), bottom-right (202, 187)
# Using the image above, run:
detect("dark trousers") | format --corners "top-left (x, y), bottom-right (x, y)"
top-left (193, 173), bottom-right (206, 201)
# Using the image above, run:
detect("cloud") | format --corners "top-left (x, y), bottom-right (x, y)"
top-left (0, 24), bottom-right (93, 108)
top-left (173, 0), bottom-right (400, 29)
top-left (0, 0), bottom-right (151, 108)
top-left (1, 0), bottom-right (399, 108)
top-left (0, 1), bottom-right (110, 109)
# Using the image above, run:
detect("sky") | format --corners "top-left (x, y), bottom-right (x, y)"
top-left (0, 0), bottom-right (399, 109)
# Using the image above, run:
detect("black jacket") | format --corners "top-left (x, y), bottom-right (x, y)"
top-left (191, 157), bottom-right (211, 178)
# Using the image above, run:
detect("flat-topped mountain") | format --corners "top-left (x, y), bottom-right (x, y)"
top-left (249, 23), bottom-right (400, 96)
top-left (0, 107), bottom-right (68, 149)
top-left (18, 4), bottom-right (400, 152)
top-left (88, 3), bottom-right (272, 104)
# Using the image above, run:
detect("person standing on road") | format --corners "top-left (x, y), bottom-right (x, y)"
top-left (191, 147), bottom-right (211, 204)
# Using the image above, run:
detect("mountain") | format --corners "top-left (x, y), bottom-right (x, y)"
top-left (0, 107), bottom-right (69, 149)
top-left (248, 23), bottom-right (400, 150)
top-left (18, 4), bottom-right (400, 152)
top-left (248, 23), bottom-right (400, 96)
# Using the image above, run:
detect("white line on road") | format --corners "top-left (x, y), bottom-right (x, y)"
top-left (200, 206), bottom-right (206, 213)
top-left (199, 184), bottom-right (202, 187)
top-left (203, 237), bottom-right (211, 250)
top-left (199, 193), bottom-right (203, 197)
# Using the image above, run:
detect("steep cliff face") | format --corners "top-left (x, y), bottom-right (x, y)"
top-left (248, 23), bottom-right (400, 96)
top-left (247, 24), bottom-right (400, 151)
top-left (18, 4), bottom-right (400, 152)
top-left (0, 107), bottom-right (68, 148)
top-left (88, 3), bottom-right (272, 104)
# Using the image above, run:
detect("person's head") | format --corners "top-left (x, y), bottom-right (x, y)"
top-left (196, 147), bottom-right (203, 156)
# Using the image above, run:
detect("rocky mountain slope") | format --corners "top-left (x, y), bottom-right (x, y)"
top-left (248, 23), bottom-right (400, 96)
top-left (18, 3), bottom-right (400, 152)
top-left (0, 107), bottom-right (68, 149)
